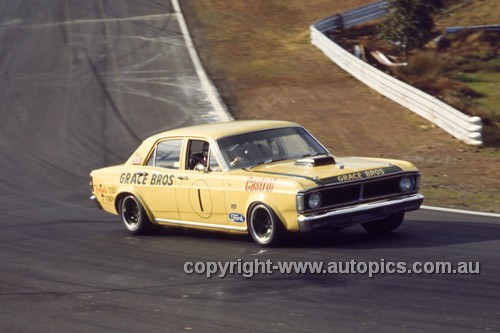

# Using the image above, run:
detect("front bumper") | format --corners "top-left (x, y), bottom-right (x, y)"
top-left (298, 193), bottom-right (424, 232)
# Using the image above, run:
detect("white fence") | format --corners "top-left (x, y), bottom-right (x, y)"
top-left (310, 1), bottom-right (483, 145)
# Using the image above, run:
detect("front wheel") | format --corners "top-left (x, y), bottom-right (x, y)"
top-left (119, 195), bottom-right (158, 235)
top-left (361, 213), bottom-right (405, 234)
top-left (248, 204), bottom-right (285, 246)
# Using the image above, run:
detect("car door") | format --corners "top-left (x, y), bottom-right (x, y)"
top-left (135, 138), bottom-right (183, 220)
top-left (175, 138), bottom-right (228, 226)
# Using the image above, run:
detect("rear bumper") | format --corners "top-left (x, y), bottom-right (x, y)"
top-left (90, 195), bottom-right (103, 210)
top-left (298, 193), bottom-right (424, 232)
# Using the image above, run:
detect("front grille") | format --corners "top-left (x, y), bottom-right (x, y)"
top-left (321, 184), bottom-right (361, 206)
top-left (363, 177), bottom-right (401, 198)
top-left (303, 173), bottom-right (419, 212)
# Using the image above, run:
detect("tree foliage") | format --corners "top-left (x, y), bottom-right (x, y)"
top-left (379, 0), bottom-right (442, 52)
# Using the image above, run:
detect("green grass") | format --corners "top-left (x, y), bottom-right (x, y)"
top-left (456, 70), bottom-right (500, 119)
top-left (436, 0), bottom-right (500, 27)
top-left (422, 187), bottom-right (500, 213)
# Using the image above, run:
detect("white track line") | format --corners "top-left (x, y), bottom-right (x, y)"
top-left (421, 205), bottom-right (500, 219)
top-left (171, 0), bottom-right (233, 122)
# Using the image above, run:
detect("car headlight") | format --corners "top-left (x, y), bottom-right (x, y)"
top-left (308, 192), bottom-right (322, 209)
top-left (399, 176), bottom-right (414, 192)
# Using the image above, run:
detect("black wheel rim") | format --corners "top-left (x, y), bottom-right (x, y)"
top-left (122, 197), bottom-right (140, 229)
top-left (251, 206), bottom-right (273, 242)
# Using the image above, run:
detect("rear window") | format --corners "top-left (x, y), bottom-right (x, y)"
top-left (148, 139), bottom-right (183, 169)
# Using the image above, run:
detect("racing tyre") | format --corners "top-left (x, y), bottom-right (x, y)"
top-left (119, 195), bottom-right (158, 235)
top-left (248, 203), bottom-right (285, 246)
top-left (361, 213), bottom-right (405, 234)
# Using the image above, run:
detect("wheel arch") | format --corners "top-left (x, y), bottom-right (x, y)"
top-left (114, 191), bottom-right (156, 224)
top-left (245, 196), bottom-right (288, 230)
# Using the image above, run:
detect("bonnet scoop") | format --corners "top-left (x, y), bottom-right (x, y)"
top-left (295, 155), bottom-right (336, 167)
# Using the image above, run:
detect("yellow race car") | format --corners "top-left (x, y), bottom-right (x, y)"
top-left (90, 120), bottom-right (424, 246)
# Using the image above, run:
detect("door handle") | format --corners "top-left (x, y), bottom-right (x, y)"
top-left (177, 175), bottom-right (188, 180)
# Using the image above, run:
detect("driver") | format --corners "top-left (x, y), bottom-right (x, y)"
top-left (192, 142), bottom-right (209, 169)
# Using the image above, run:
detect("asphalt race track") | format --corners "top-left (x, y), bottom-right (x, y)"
top-left (0, 1), bottom-right (499, 332)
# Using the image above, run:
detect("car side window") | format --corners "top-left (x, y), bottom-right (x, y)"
top-left (146, 149), bottom-right (156, 166)
top-left (154, 139), bottom-right (183, 169)
top-left (186, 140), bottom-right (209, 170)
top-left (209, 150), bottom-right (221, 172)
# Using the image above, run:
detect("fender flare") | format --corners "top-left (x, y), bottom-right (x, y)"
top-left (114, 190), bottom-right (157, 224)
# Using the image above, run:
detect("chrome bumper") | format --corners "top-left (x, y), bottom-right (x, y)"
top-left (298, 193), bottom-right (424, 232)
top-left (90, 195), bottom-right (103, 210)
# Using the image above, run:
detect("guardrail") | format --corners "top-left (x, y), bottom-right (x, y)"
top-left (445, 24), bottom-right (500, 34)
top-left (310, 1), bottom-right (483, 146)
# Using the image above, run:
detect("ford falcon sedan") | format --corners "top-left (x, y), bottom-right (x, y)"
top-left (90, 120), bottom-right (424, 246)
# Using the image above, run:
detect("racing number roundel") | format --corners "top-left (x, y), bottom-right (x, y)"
top-left (188, 179), bottom-right (213, 219)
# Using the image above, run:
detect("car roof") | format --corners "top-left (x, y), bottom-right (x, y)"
top-left (143, 120), bottom-right (300, 143)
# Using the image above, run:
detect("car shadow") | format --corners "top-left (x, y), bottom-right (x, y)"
top-left (139, 218), bottom-right (500, 250)
top-left (280, 218), bottom-right (500, 249)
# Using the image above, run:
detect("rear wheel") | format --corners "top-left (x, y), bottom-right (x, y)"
top-left (119, 195), bottom-right (158, 235)
top-left (248, 204), bottom-right (285, 246)
top-left (361, 213), bottom-right (405, 234)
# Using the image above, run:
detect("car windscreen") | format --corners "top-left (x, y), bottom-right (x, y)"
top-left (216, 127), bottom-right (329, 170)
